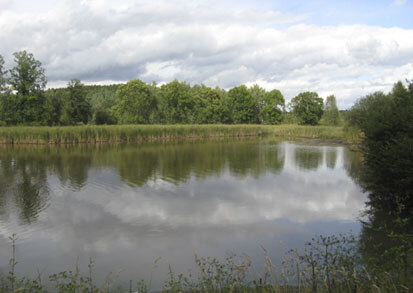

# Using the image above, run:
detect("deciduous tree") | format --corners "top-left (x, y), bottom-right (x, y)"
top-left (8, 51), bottom-right (46, 96)
top-left (113, 79), bottom-right (157, 124)
top-left (228, 85), bottom-right (259, 124)
top-left (290, 91), bottom-right (323, 125)
top-left (7, 51), bottom-right (47, 123)
top-left (323, 95), bottom-right (340, 125)
top-left (260, 89), bottom-right (285, 124)
top-left (158, 80), bottom-right (193, 124)
top-left (61, 79), bottom-right (91, 125)
top-left (192, 85), bottom-right (230, 124)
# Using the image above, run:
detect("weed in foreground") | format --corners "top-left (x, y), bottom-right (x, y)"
top-left (1, 232), bottom-right (409, 292)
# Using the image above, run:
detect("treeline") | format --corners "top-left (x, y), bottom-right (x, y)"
top-left (347, 80), bottom-right (413, 286)
top-left (0, 51), bottom-right (341, 126)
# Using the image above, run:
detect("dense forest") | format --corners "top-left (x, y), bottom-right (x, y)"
top-left (0, 51), bottom-right (340, 127)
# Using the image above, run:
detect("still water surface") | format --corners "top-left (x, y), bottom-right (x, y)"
top-left (0, 138), bottom-right (364, 288)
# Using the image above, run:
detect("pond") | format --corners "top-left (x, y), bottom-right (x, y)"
top-left (0, 137), bottom-right (365, 289)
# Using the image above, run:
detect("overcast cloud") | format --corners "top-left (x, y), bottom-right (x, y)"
top-left (0, 0), bottom-right (412, 108)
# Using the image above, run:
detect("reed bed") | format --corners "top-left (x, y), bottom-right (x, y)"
top-left (0, 124), bottom-right (362, 145)
top-left (272, 125), bottom-right (362, 143)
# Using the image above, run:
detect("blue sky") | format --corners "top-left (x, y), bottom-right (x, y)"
top-left (245, 0), bottom-right (413, 28)
top-left (0, 0), bottom-right (412, 108)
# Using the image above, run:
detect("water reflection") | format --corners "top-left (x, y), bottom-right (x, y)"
top-left (0, 139), bottom-right (365, 288)
top-left (356, 143), bottom-right (412, 282)
top-left (294, 147), bottom-right (323, 170)
top-left (0, 140), bottom-right (364, 224)
top-left (0, 152), bottom-right (50, 224)
top-left (326, 148), bottom-right (337, 169)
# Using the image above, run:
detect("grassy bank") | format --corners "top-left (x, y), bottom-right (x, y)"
top-left (0, 124), bottom-right (362, 145)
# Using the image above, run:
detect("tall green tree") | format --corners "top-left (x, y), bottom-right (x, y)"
top-left (323, 95), bottom-right (340, 125)
top-left (8, 51), bottom-right (46, 96)
top-left (158, 80), bottom-right (193, 124)
top-left (248, 84), bottom-right (285, 124)
top-left (7, 51), bottom-right (47, 123)
top-left (113, 79), bottom-right (157, 124)
top-left (192, 85), bottom-right (230, 124)
top-left (249, 84), bottom-right (266, 115)
top-left (61, 79), bottom-right (91, 125)
top-left (228, 85), bottom-right (259, 124)
top-left (290, 91), bottom-right (324, 125)
top-left (261, 89), bottom-right (285, 124)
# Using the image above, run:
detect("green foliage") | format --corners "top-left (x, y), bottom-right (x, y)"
top-left (0, 53), bottom-right (120, 126)
top-left (249, 84), bottom-right (286, 124)
top-left (94, 109), bottom-right (117, 125)
top-left (113, 79), bottom-right (157, 124)
top-left (86, 84), bottom-right (118, 110)
top-left (1, 92), bottom-right (47, 125)
top-left (8, 51), bottom-right (46, 97)
top-left (349, 80), bottom-right (413, 287)
top-left (260, 89), bottom-right (285, 124)
top-left (0, 93), bottom-right (19, 125)
top-left (249, 84), bottom-right (266, 114)
top-left (43, 89), bottom-right (64, 126)
top-left (282, 111), bottom-right (298, 124)
top-left (322, 95), bottom-right (340, 125)
top-left (61, 79), bottom-right (92, 125)
top-left (6, 51), bottom-right (47, 124)
top-left (0, 51), bottom-right (47, 124)
top-left (345, 91), bottom-right (390, 128)
top-left (192, 85), bottom-right (230, 124)
top-left (158, 80), bottom-right (193, 124)
top-left (228, 85), bottom-right (259, 124)
top-left (290, 92), bottom-right (324, 125)
top-left (86, 84), bottom-right (118, 125)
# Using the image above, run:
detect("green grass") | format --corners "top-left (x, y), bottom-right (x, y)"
top-left (0, 124), bottom-right (362, 145)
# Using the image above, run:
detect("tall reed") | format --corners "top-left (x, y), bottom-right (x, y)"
top-left (0, 124), bottom-right (361, 145)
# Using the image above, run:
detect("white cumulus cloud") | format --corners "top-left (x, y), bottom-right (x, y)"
top-left (0, 0), bottom-right (412, 108)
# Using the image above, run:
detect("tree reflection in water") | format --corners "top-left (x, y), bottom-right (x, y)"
top-left (0, 139), bottom-right (356, 225)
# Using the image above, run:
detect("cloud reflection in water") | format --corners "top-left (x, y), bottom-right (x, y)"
top-left (0, 139), bottom-right (365, 288)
